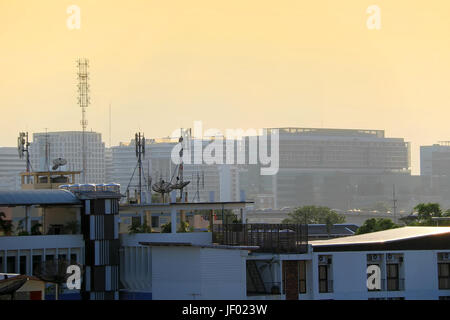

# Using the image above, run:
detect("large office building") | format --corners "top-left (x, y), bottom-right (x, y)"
top-left (0, 147), bottom-right (26, 191)
top-left (420, 143), bottom-right (450, 176)
top-left (29, 131), bottom-right (106, 184)
top-left (240, 128), bottom-right (412, 210)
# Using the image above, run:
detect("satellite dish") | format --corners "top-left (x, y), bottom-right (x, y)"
top-left (52, 158), bottom-right (67, 171)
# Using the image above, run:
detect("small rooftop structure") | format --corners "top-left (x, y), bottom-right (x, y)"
top-left (0, 189), bottom-right (81, 206)
top-left (20, 171), bottom-right (81, 190)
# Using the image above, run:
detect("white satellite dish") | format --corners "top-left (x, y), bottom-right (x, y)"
top-left (52, 158), bottom-right (67, 170)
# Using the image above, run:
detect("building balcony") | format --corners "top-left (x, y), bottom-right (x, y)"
top-left (212, 224), bottom-right (308, 253)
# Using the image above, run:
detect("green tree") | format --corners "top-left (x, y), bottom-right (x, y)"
top-left (356, 218), bottom-right (399, 235)
top-left (403, 203), bottom-right (450, 226)
top-left (282, 206), bottom-right (346, 225)
top-left (161, 221), bottom-right (193, 233)
top-left (0, 212), bottom-right (13, 236)
top-left (128, 217), bottom-right (152, 234)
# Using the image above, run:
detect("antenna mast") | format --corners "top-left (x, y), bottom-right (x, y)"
top-left (77, 58), bottom-right (90, 183)
top-left (18, 132), bottom-right (31, 182)
top-left (392, 184), bottom-right (398, 223)
top-left (135, 132), bottom-right (145, 204)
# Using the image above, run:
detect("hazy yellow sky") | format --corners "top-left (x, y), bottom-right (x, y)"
top-left (1, 0), bottom-right (450, 174)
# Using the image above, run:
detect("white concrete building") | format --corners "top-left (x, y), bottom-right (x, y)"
top-left (118, 226), bottom-right (450, 300)
top-left (30, 131), bottom-right (105, 184)
top-left (0, 147), bottom-right (25, 191)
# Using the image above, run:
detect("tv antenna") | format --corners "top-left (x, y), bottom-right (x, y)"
top-left (125, 133), bottom-right (147, 204)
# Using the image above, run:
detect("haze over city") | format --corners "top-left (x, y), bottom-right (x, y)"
top-left (2, 0), bottom-right (450, 175)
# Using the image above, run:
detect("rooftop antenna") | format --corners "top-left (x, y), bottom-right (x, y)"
top-left (135, 132), bottom-right (145, 204)
top-left (392, 184), bottom-right (398, 223)
top-left (18, 132), bottom-right (31, 182)
top-left (192, 169), bottom-right (204, 202)
top-left (77, 58), bottom-right (90, 183)
top-left (44, 128), bottom-right (50, 171)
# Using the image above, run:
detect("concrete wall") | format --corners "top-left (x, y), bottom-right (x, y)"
top-left (310, 250), bottom-right (450, 300)
top-left (152, 246), bottom-right (247, 300)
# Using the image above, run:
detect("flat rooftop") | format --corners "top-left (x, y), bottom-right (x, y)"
top-left (310, 227), bottom-right (450, 252)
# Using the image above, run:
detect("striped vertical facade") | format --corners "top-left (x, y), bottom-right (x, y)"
top-left (81, 196), bottom-right (120, 300)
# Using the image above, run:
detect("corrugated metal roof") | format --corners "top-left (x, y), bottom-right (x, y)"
top-left (310, 226), bottom-right (450, 247)
top-left (0, 190), bottom-right (81, 206)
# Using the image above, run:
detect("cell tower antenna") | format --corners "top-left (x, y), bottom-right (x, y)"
top-left (77, 58), bottom-right (90, 183)
top-left (18, 132), bottom-right (31, 182)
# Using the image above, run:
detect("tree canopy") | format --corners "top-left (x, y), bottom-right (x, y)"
top-left (282, 206), bottom-right (346, 225)
top-left (356, 218), bottom-right (399, 235)
top-left (406, 203), bottom-right (450, 226)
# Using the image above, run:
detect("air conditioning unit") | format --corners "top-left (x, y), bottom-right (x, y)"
top-left (386, 254), bottom-right (394, 261)
top-left (444, 253), bottom-right (450, 261)
top-left (368, 254), bottom-right (381, 262)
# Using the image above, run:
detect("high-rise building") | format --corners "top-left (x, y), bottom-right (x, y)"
top-left (30, 131), bottom-right (105, 184)
top-left (241, 128), bottom-right (411, 210)
top-left (420, 143), bottom-right (450, 176)
top-left (0, 147), bottom-right (26, 190)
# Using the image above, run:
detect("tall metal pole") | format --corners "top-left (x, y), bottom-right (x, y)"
top-left (393, 184), bottom-right (398, 223)
top-left (77, 59), bottom-right (90, 184)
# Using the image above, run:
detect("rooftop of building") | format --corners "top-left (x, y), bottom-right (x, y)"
top-left (0, 189), bottom-right (81, 206)
top-left (310, 226), bottom-right (450, 252)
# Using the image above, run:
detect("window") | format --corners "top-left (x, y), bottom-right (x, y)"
top-left (70, 254), bottom-right (77, 264)
top-left (7, 256), bottom-right (15, 273)
top-left (19, 256), bottom-right (26, 274)
top-left (151, 216), bottom-right (160, 228)
top-left (32, 255), bottom-right (42, 276)
top-left (387, 263), bottom-right (399, 291)
top-left (299, 261), bottom-right (307, 294)
top-left (438, 263), bottom-right (450, 290)
top-left (319, 265), bottom-right (329, 293)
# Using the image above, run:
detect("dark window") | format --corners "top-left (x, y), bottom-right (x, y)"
top-left (0, 257), bottom-right (2, 272)
top-left (299, 260), bottom-right (307, 294)
top-left (151, 216), bottom-right (159, 228)
top-left (387, 263), bottom-right (399, 291)
top-left (19, 256), bottom-right (26, 274)
top-left (70, 254), bottom-right (77, 264)
top-left (32, 255), bottom-right (42, 276)
top-left (46, 255), bottom-right (54, 262)
top-left (438, 263), bottom-right (450, 290)
top-left (318, 265), bottom-right (329, 293)
top-left (7, 256), bottom-right (15, 273)
top-left (58, 254), bottom-right (67, 262)
top-left (439, 296), bottom-right (450, 300)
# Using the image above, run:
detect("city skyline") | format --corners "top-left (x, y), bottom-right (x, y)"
top-left (3, 1), bottom-right (450, 175)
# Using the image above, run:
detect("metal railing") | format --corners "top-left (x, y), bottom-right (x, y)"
top-left (213, 224), bottom-right (308, 253)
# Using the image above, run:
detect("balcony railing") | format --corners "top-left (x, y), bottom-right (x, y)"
top-left (213, 224), bottom-right (308, 253)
